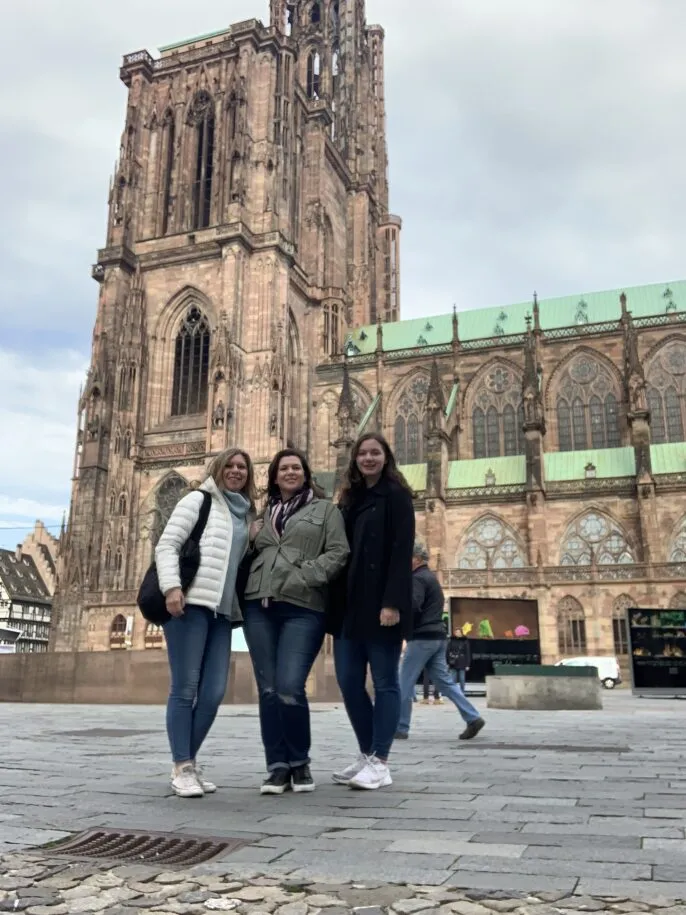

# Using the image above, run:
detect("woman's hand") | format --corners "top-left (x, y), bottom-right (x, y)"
top-left (249, 518), bottom-right (264, 542)
top-left (380, 607), bottom-right (400, 627)
top-left (165, 588), bottom-right (185, 617)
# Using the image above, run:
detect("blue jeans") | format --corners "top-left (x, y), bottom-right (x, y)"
top-left (398, 639), bottom-right (481, 735)
top-left (334, 638), bottom-right (402, 761)
top-left (163, 604), bottom-right (233, 764)
top-left (243, 600), bottom-right (326, 772)
top-left (451, 668), bottom-right (467, 690)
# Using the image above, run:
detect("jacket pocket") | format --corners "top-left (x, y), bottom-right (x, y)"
top-left (246, 554), bottom-right (266, 593)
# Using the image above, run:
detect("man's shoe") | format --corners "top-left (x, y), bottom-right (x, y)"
top-left (260, 769), bottom-right (293, 795)
top-left (459, 717), bottom-right (486, 740)
top-left (394, 731), bottom-right (409, 740)
top-left (291, 764), bottom-right (315, 793)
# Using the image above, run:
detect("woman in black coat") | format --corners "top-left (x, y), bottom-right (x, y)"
top-left (330, 433), bottom-right (415, 791)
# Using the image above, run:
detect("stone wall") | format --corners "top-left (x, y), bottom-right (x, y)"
top-left (0, 651), bottom-right (341, 705)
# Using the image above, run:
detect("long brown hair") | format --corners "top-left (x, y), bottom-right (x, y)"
top-left (339, 433), bottom-right (412, 507)
top-left (267, 448), bottom-right (325, 501)
top-left (206, 448), bottom-right (257, 510)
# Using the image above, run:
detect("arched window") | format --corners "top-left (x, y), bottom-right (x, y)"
top-left (104, 544), bottom-right (112, 570)
top-left (160, 109), bottom-right (175, 235)
top-left (669, 516), bottom-right (686, 562)
top-left (612, 594), bottom-right (633, 656)
top-left (306, 51), bottom-right (321, 98)
top-left (189, 92), bottom-right (215, 229)
top-left (646, 341), bottom-right (686, 444)
top-left (109, 491), bottom-right (117, 515)
top-left (310, 2), bottom-right (321, 23)
top-left (122, 429), bottom-right (132, 459)
top-left (557, 596), bottom-right (586, 655)
top-left (152, 475), bottom-right (190, 546)
top-left (171, 306), bottom-right (210, 416)
top-left (115, 549), bottom-right (124, 573)
top-left (555, 353), bottom-right (621, 451)
top-left (559, 511), bottom-right (636, 565)
top-left (118, 364), bottom-right (136, 411)
top-left (144, 622), bottom-right (164, 649)
top-left (394, 374), bottom-right (430, 464)
top-left (456, 515), bottom-right (527, 569)
top-left (470, 363), bottom-right (524, 459)
top-left (110, 614), bottom-right (127, 650)
top-left (669, 591), bottom-right (686, 609)
top-left (118, 494), bottom-right (127, 516)
top-left (113, 429), bottom-right (121, 456)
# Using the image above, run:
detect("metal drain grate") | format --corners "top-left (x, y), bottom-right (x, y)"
top-left (40, 828), bottom-right (250, 866)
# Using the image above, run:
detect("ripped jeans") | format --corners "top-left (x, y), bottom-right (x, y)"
top-left (243, 600), bottom-right (326, 772)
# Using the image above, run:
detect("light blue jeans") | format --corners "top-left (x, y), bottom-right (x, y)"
top-left (398, 639), bottom-right (481, 736)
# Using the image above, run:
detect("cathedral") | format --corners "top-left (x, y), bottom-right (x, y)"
top-left (52, 0), bottom-right (686, 673)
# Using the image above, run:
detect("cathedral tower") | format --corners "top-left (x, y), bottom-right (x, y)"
top-left (52, 0), bottom-right (401, 650)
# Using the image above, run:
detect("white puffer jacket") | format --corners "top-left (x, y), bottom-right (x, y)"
top-left (155, 477), bottom-right (248, 620)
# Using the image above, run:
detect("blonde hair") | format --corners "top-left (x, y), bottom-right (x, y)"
top-left (206, 448), bottom-right (257, 510)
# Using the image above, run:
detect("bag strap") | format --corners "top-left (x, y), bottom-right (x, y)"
top-left (188, 491), bottom-right (212, 544)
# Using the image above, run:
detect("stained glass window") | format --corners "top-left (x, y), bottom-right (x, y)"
top-left (394, 374), bottom-right (430, 464)
top-left (151, 475), bottom-right (189, 546)
top-left (456, 515), bottom-right (527, 569)
top-left (555, 354), bottom-right (621, 451)
top-left (557, 596), bottom-right (586, 654)
top-left (559, 511), bottom-right (636, 565)
top-left (470, 362), bottom-right (524, 459)
top-left (171, 306), bottom-right (210, 416)
top-left (646, 341), bottom-right (686, 444)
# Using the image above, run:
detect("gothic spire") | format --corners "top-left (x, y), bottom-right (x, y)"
top-left (452, 306), bottom-right (460, 344)
top-left (532, 291), bottom-right (541, 334)
top-left (427, 359), bottom-right (445, 413)
top-left (337, 360), bottom-right (355, 424)
top-left (622, 294), bottom-right (647, 416)
top-left (521, 326), bottom-right (545, 435)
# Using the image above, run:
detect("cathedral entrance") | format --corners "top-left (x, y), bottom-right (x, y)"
top-left (449, 596), bottom-right (541, 693)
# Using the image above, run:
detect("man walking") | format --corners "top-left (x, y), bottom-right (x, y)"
top-left (395, 542), bottom-right (485, 741)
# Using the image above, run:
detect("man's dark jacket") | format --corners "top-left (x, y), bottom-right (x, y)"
top-left (410, 563), bottom-right (446, 640)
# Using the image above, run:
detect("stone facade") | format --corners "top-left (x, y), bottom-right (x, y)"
top-left (51, 1), bottom-right (686, 669)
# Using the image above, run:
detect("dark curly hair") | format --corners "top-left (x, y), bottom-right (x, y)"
top-left (267, 448), bottom-right (325, 501)
top-left (339, 433), bottom-right (412, 507)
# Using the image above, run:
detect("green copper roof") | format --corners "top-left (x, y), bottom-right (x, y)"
top-left (349, 279), bottom-right (686, 355)
top-left (159, 26), bottom-right (231, 53)
top-left (447, 455), bottom-right (526, 489)
top-left (399, 463), bottom-right (427, 492)
top-left (544, 447), bottom-right (635, 482)
top-left (650, 442), bottom-right (686, 475)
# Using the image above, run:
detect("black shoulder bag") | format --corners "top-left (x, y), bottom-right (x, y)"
top-left (137, 491), bottom-right (212, 626)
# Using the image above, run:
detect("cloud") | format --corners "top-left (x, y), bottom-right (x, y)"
top-left (0, 0), bottom-right (684, 545)
top-left (0, 349), bottom-right (85, 548)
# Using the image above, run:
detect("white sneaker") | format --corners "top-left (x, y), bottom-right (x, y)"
top-left (332, 753), bottom-right (368, 785)
top-left (194, 765), bottom-right (217, 794)
top-left (348, 755), bottom-right (392, 790)
top-left (171, 764), bottom-right (204, 798)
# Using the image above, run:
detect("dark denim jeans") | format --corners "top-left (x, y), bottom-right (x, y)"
top-left (163, 604), bottom-right (232, 764)
top-left (333, 637), bottom-right (402, 761)
top-left (243, 600), bottom-right (326, 772)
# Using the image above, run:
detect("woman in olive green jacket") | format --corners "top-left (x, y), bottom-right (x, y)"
top-left (243, 448), bottom-right (349, 795)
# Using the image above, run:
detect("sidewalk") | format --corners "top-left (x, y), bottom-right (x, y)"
top-left (1, 692), bottom-right (685, 908)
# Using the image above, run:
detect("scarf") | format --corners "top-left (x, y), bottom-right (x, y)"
top-left (269, 487), bottom-right (314, 537)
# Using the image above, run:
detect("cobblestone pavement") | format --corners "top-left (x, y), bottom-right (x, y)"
top-left (0, 692), bottom-right (685, 912)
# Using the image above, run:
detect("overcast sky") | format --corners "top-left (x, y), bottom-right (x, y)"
top-left (1, 0), bottom-right (685, 548)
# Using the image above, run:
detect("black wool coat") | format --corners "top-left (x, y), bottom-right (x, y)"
top-left (327, 477), bottom-right (415, 643)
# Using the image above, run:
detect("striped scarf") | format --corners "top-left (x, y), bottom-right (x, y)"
top-left (269, 487), bottom-right (314, 537)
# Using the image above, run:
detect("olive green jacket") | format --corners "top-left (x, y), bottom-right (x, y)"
top-left (244, 499), bottom-right (349, 612)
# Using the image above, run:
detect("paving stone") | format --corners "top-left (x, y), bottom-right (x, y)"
top-left (392, 901), bottom-right (439, 914)
top-left (306, 897), bottom-right (348, 908)
top-left (275, 904), bottom-right (309, 915)
top-left (25, 906), bottom-right (69, 915)
top-left (446, 904), bottom-right (492, 915)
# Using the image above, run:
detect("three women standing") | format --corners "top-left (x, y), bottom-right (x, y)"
top-left (243, 449), bottom-right (349, 794)
top-left (156, 448), bottom-right (259, 798)
top-left (330, 434), bottom-right (415, 790)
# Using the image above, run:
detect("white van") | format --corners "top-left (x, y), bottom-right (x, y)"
top-left (555, 655), bottom-right (622, 690)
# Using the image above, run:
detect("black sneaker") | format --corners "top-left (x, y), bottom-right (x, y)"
top-left (394, 731), bottom-right (409, 740)
top-left (291, 764), bottom-right (315, 793)
top-left (260, 769), bottom-right (292, 795)
top-left (459, 717), bottom-right (485, 741)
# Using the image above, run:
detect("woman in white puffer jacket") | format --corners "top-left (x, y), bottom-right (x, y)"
top-left (155, 447), bottom-right (261, 798)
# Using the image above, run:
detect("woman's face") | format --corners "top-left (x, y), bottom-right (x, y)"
top-left (356, 438), bottom-right (386, 480)
top-left (222, 454), bottom-right (249, 492)
top-left (277, 455), bottom-right (306, 498)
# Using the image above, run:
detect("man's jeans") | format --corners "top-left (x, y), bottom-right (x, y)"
top-left (334, 637), bottom-right (402, 761)
top-left (398, 639), bottom-right (481, 735)
top-left (243, 600), bottom-right (326, 772)
top-left (164, 604), bottom-right (233, 764)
